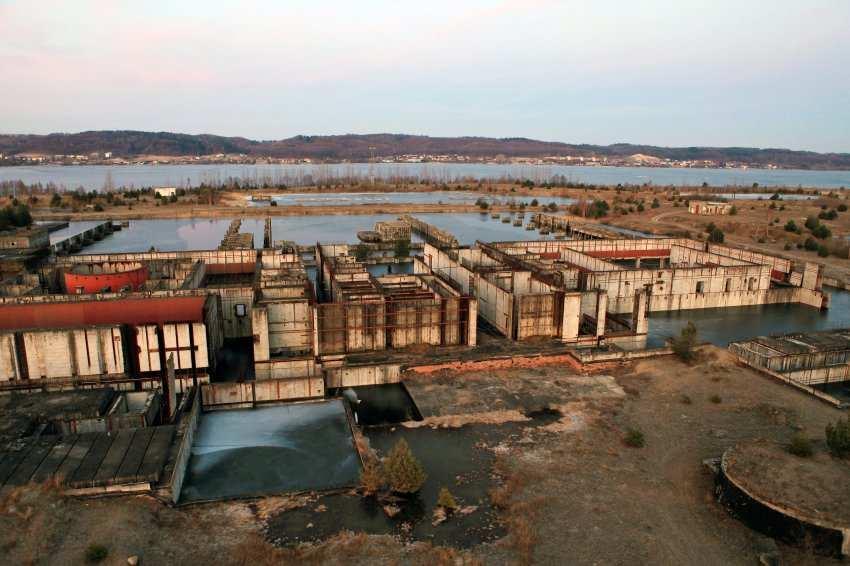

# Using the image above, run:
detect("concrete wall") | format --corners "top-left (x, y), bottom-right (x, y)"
top-left (477, 273), bottom-right (514, 336)
top-left (134, 323), bottom-right (211, 375)
top-left (201, 376), bottom-right (325, 408)
top-left (587, 263), bottom-right (773, 314)
top-left (214, 287), bottom-right (253, 338)
top-left (325, 363), bottom-right (401, 388)
top-left (515, 293), bottom-right (558, 339)
top-left (59, 248), bottom-right (258, 267)
top-left (388, 299), bottom-right (442, 347)
top-left (0, 326), bottom-right (125, 381)
top-left (561, 293), bottom-right (582, 342)
top-left (705, 243), bottom-right (792, 275)
top-left (254, 357), bottom-right (318, 380)
top-left (0, 334), bottom-right (18, 380)
top-left (255, 300), bottom-right (314, 355)
top-left (167, 389), bottom-right (200, 504)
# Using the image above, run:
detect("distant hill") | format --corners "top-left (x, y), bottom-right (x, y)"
top-left (1, 131), bottom-right (848, 170)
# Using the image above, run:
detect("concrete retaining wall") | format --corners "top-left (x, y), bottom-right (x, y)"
top-left (201, 377), bottom-right (325, 408)
top-left (719, 450), bottom-right (849, 556)
top-left (325, 363), bottom-right (402, 388)
top-left (166, 389), bottom-right (201, 504)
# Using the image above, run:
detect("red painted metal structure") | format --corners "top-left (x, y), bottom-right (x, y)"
top-left (64, 264), bottom-right (150, 294)
top-left (584, 249), bottom-right (671, 259)
top-left (0, 296), bottom-right (206, 331)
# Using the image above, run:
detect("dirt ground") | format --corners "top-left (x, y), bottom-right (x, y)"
top-left (1, 346), bottom-right (846, 565)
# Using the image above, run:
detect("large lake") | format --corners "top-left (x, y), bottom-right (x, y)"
top-left (3, 163), bottom-right (850, 190)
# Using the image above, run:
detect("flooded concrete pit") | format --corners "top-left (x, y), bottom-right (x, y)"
top-left (264, 412), bottom-right (562, 548)
top-left (262, 367), bottom-right (618, 549)
top-left (337, 383), bottom-right (424, 426)
top-left (181, 400), bottom-right (361, 503)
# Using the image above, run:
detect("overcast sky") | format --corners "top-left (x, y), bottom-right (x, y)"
top-left (1, 0), bottom-right (848, 152)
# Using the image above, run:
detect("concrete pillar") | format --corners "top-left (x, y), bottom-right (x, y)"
top-left (561, 293), bottom-right (581, 342)
top-left (595, 291), bottom-right (608, 338)
top-left (632, 289), bottom-right (649, 335)
top-left (801, 262), bottom-right (821, 291)
top-left (467, 298), bottom-right (478, 346)
top-left (635, 257), bottom-right (641, 268)
top-left (251, 307), bottom-right (270, 363)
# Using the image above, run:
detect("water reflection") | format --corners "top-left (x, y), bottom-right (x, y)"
top-left (646, 287), bottom-right (850, 347)
top-left (69, 213), bottom-right (553, 252)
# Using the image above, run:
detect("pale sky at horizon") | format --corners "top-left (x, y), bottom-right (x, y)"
top-left (1, 0), bottom-right (849, 152)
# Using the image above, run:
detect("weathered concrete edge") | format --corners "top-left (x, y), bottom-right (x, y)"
top-left (160, 389), bottom-right (201, 504)
top-left (720, 449), bottom-right (850, 556)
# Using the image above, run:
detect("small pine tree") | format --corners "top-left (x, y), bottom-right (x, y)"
top-left (707, 227), bottom-right (725, 243)
top-left (825, 416), bottom-right (850, 458)
top-left (384, 438), bottom-right (426, 494)
top-left (437, 486), bottom-right (459, 511)
top-left (353, 243), bottom-right (369, 262)
top-left (786, 433), bottom-right (813, 458)
top-left (670, 322), bottom-right (698, 362)
top-left (359, 459), bottom-right (385, 496)
top-left (394, 239), bottom-right (410, 258)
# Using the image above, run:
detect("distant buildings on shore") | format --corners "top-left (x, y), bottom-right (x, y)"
top-left (0, 151), bottom-right (779, 170)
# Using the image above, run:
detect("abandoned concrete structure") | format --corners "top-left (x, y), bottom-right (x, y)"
top-left (416, 232), bottom-right (827, 347)
top-left (688, 201), bottom-right (733, 215)
top-left (730, 329), bottom-right (850, 407)
top-left (0, 225), bottom-right (51, 276)
top-left (0, 226), bottom-right (50, 250)
top-left (0, 214), bottom-right (830, 410)
top-left (374, 220), bottom-right (411, 242)
top-left (0, 222), bottom-right (476, 407)
top-left (317, 243), bottom-right (476, 352)
top-left (417, 241), bottom-right (648, 347)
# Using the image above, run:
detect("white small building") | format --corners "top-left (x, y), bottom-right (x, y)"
top-left (154, 187), bottom-right (178, 198)
top-left (689, 201), bottom-right (732, 215)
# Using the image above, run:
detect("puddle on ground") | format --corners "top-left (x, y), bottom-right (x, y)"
top-left (265, 407), bottom-right (562, 548)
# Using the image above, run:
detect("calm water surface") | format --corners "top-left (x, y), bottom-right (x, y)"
top-left (3, 163), bottom-right (850, 190)
top-left (67, 213), bottom-right (553, 252)
top-left (248, 191), bottom-right (576, 207)
top-left (646, 287), bottom-right (850, 348)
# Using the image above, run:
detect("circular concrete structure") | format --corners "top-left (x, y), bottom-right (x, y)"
top-left (64, 262), bottom-right (149, 294)
top-left (719, 440), bottom-right (850, 557)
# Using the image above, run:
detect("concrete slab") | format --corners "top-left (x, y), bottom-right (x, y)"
top-left (180, 400), bottom-right (360, 503)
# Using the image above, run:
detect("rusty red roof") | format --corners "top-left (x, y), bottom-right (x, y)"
top-left (0, 296), bottom-right (208, 331)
